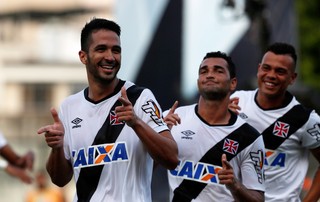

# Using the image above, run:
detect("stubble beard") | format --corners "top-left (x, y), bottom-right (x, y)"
top-left (200, 88), bottom-right (229, 101)
top-left (88, 60), bottom-right (119, 85)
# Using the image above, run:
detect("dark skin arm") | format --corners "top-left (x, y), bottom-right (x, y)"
top-left (5, 163), bottom-right (33, 184)
top-left (302, 147), bottom-right (320, 202)
top-left (218, 154), bottom-right (264, 202)
top-left (0, 142), bottom-right (34, 184)
top-left (115, 87), bottom-right (179, 169)
top-left (0, 144), bottom-right (34, 170)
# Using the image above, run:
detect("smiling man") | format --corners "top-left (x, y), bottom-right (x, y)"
top-left (37, 18), bottom-right (178, 202)
top-left (164, 51), bottom-right (265, 202)
top-left (230, 42), bottom-right (320, 201)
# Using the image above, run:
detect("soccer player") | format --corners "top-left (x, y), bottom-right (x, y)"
top-left (164, 51), bottom-right (265, 201)
top-left (230, 42), bottom-right (320, 201)
top-left (37, 18), bottom-right (178, 202)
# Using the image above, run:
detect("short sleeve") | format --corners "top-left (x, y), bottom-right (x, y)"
top-left (240, 135), bottom-right (265, 192)
top-left (301, 111), bottom-right (320, 149)
top-left (134, 89), bottom-right (169, 133)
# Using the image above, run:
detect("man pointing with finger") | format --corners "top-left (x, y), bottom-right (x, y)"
top-left (37, 18), bottom-right (178, 202)
top-left (164, 51), bottom-right (265, 201)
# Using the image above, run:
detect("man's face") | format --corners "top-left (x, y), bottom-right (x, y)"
top-left (79, 29), bottom-right (121, 85)
top-left (197, 57), bottom-right (236, 100)
top-left (257, 51), bottom-right (297, 99)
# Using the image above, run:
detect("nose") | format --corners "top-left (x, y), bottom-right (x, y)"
top-left (206, 69), bottom-right (216, 78)
top-left (266, 69), bottom-right (276, 79)
top-left (104, 49), bottom-right (115, 61)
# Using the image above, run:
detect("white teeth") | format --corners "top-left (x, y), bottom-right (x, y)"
top-left (265, 82), bottom-right (275, 87)
top-left (101, 65), bottom-right (113, 69)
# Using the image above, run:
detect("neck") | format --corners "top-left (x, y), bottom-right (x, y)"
top-left (197, 96), bottom-right (231, 125)
top-left (256, 91), bottom-right (287, 109)
top-left (88, 78), bottom-right (120, 101)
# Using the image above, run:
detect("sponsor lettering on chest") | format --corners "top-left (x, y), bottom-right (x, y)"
top-left (72, 142), bottom-right (129, 168)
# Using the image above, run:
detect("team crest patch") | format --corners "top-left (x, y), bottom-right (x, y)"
top-left (110, 110), bottom-right (124, 125)
top-left (141, 99), bottom-right (165, 126)
top-left (249, 149), bottom-right (264, 184)
top-left (307, 123), bottom-right (320, 141)
top-left (273, 121), bottom-right (289, 138)
top-left (223, 138), bottom-right (239, 155)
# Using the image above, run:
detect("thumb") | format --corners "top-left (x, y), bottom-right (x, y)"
top-left (118, 86), bottom-right (131, 106)
top-left (221, 154), bottom-right (228, 169)
top-left (168, 101), bottom-right (179, 114)
top-left (230, 97), bottom-right (239, 105)
top-left (50, 108), bottom-right (61, 124)
top-left (121, 86), bottom-right (128, 100)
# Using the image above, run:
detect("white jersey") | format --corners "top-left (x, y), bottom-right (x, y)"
top-left (165, 104), bottom-right (265, 202)
top-left (0, 131), bottom-right (7, 149)
top-left (231, 89), bottom-right (320, 202)
top-left (60, 80), bottom-right (168, 202)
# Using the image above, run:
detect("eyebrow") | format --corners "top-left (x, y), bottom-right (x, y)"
top-left (200, 65), bottom-right (225, 69)
top-left (93, 44), bottom-right (121, 50)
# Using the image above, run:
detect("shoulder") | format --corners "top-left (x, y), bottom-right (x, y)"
top-left (234, 118), bottom-right (262, 140)
top-left (61, 89), bottom-right (85, 105)
top-left (125, 81), bottom-right (153, 99)
top-left (303, 109), bottom-right (320, 131)
top-left (288, 98), bottom-right (314, 121)
top-left (231, 89), bottom-right (256, 98)
top-left (164, 104), bottom-right (196, 116)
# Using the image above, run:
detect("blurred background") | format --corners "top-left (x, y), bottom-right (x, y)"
top-left (0, 0), bottom-right (319, 201)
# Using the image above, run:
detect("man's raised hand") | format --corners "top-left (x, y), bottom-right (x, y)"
top-left (164, 101), bottom-right (181, 130)
top-left (116, 87), bottom-right (136, 127)
top-left (37, 108), bottom-right (64, 149)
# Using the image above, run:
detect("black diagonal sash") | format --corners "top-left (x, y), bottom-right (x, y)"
top-left (262, 104), bottom-right (312, 150)
top-left (172, 123), bottom-right (261, 202)
top-left (76, 84), bottom-right (145, 202)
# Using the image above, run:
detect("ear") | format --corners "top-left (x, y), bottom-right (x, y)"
top-left (290, 72), bottom-right (297, 85)
top-left (230, 77), bottom-right (237, 91)
top-left (79, 50), bottom-right (87, 65)
top-left (257, 63), bottom-right (261, 77)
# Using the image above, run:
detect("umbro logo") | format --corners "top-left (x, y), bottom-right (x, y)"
top-left (238, 113), bottom-right (248, 119)
top-left (72, 117), bottom-right (82, 129)
top-left (181, 130), bottom-right (195, 140)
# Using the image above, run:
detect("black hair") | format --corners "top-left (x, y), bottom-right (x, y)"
top-left (266, 42), bottom-right (297, 65)
top-left (202, 51), bottom-right (236, 78)
top-left (80, 18), bottom-right (121, 52)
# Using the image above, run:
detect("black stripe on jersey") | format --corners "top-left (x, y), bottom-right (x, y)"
top-left (172, 122), bottom-right (261, 202)
top-left (76, 84), bottom-right (145, 202)
top-left (262, 104), bottom-right (312, 150)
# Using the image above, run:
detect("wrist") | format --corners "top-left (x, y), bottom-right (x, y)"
top-left (227, 179), bottom-right (241, 193)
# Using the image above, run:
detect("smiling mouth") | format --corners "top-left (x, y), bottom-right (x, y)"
top-left (204, 80), bottom-right (218, 85)
top-left (264, 81), bottom-right (277, 88)
top-left (100, 65), bottom-right (114, 70)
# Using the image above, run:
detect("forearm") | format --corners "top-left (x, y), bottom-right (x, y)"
top-left (229, 181), bottom-right (264, 202)
top-left (46, 147), bottom-right (73, 187)
top-left (0, 145), bottom-right (20, 166)
top-left (131, 119), bottom-right (178, 169)
top-left (303, 166), bottom-right (320, 202)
